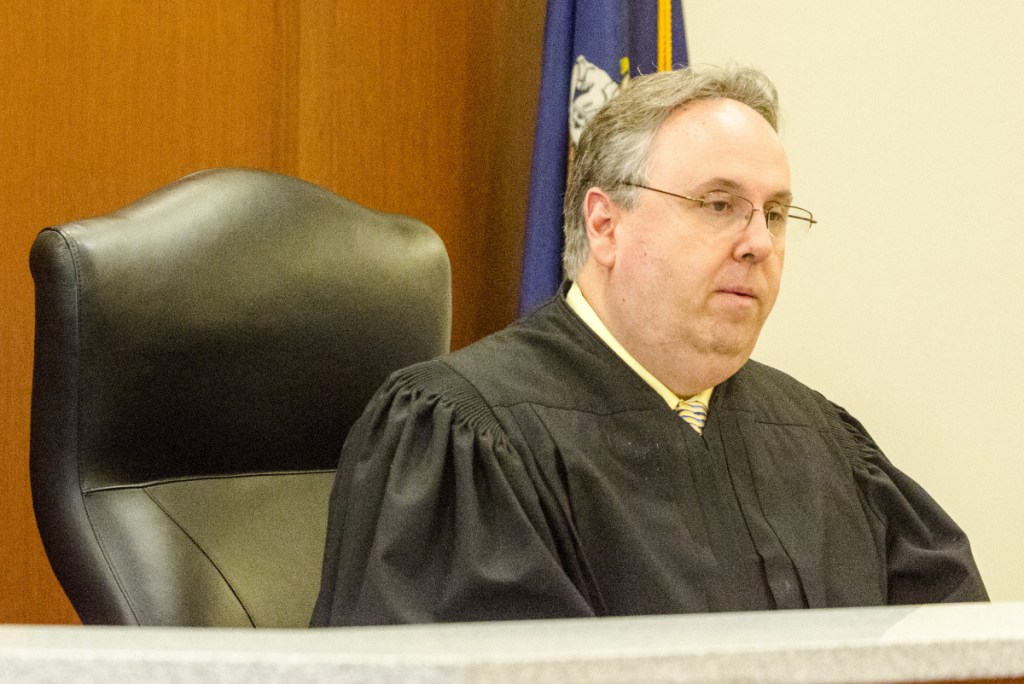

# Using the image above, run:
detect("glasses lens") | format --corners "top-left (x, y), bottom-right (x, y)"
top-left (785, 206), bottom-right (814, 241)
top-left (764, 203), bottom-right (789, 238)
top-left (699, 191), bottom-right (752, 232)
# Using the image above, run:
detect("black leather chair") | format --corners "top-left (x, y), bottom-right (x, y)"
top-left (29, 168), bottom-right (451, 627)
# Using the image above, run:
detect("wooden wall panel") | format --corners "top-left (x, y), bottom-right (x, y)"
top-left (0, 1), bottom-right (544, 624)
top-left (296, 3), bottom-right (543, 346)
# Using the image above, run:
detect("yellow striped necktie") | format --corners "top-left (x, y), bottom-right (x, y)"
top-left (676, 397), bottom-right (708, 434)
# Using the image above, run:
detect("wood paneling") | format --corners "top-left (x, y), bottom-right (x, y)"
top-left (0, 0), bottom-right (544, 624)
top-left (295, 3), bottom-right (543, 345)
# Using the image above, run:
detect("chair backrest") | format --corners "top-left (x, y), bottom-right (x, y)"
top-left (29, 168), bottom-right (451, 627)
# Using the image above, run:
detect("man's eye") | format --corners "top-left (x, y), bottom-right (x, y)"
top-left (704, 200), bottom-right (733, 214)
top-left (765, 206), bottom-right (786, 223)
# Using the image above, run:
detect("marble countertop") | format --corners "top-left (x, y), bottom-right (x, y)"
top-left (3, 601), bottom-right (1024, 683)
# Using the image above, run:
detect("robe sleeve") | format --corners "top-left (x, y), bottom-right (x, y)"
top-left (835, 403), bottom-right (989, 605)
top-left (310, 363), bottom-right (595, 626)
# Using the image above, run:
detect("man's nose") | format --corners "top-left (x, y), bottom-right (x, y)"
top-left (734, 209), bottom-right (776, 262)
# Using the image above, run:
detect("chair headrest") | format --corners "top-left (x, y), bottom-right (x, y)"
top-left (30, 168), bottom-right (451, 489)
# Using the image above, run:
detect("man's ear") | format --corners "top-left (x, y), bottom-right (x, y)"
top-left (583, 187), bottom-right (619, 269)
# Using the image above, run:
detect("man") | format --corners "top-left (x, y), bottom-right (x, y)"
top-left (311, 65), bottom-right (987, 626)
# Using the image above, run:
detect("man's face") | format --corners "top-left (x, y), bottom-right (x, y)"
top-left (595, 98), bottom-right (791, 389)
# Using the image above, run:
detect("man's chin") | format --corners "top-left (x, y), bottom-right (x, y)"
top-left (688, 339), bottom-right (758, 387)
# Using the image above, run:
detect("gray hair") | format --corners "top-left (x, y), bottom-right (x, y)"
top-left (561, 64), bottom-right (781, 279)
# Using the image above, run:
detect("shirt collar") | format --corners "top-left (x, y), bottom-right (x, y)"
top-left (565, 282), bottom-right (713, 411)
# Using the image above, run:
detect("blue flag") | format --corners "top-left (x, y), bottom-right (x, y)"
top-left (519, 0), bottom-right (689, 315)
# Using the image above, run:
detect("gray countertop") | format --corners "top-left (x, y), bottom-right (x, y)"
top-left (3, 601), bottom-right (1023, 683)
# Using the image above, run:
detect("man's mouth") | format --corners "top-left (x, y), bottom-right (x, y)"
top-left (718, 287), bottom-right (756, 299)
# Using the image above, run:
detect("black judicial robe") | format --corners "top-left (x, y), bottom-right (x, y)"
top-left (311, 289), bottom-right (988, 626)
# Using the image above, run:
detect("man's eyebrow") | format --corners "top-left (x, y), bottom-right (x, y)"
top-left (695, 177), bottom-right (793, 203)
top-left (693, 177), bottom-right (743, 193)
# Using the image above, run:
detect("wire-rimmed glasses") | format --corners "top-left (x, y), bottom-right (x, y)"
top-left (622, 183), bottom-right (817, 241)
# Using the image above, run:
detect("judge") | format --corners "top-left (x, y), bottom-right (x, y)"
top-left (311, 64), bottom-right (987, 626)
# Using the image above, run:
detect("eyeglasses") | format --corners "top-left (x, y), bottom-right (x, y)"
top-left (622, 183), bottom-right (817, 241)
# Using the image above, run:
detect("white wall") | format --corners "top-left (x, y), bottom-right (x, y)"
top-left (685, 1), bottom-right (1024, 601)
